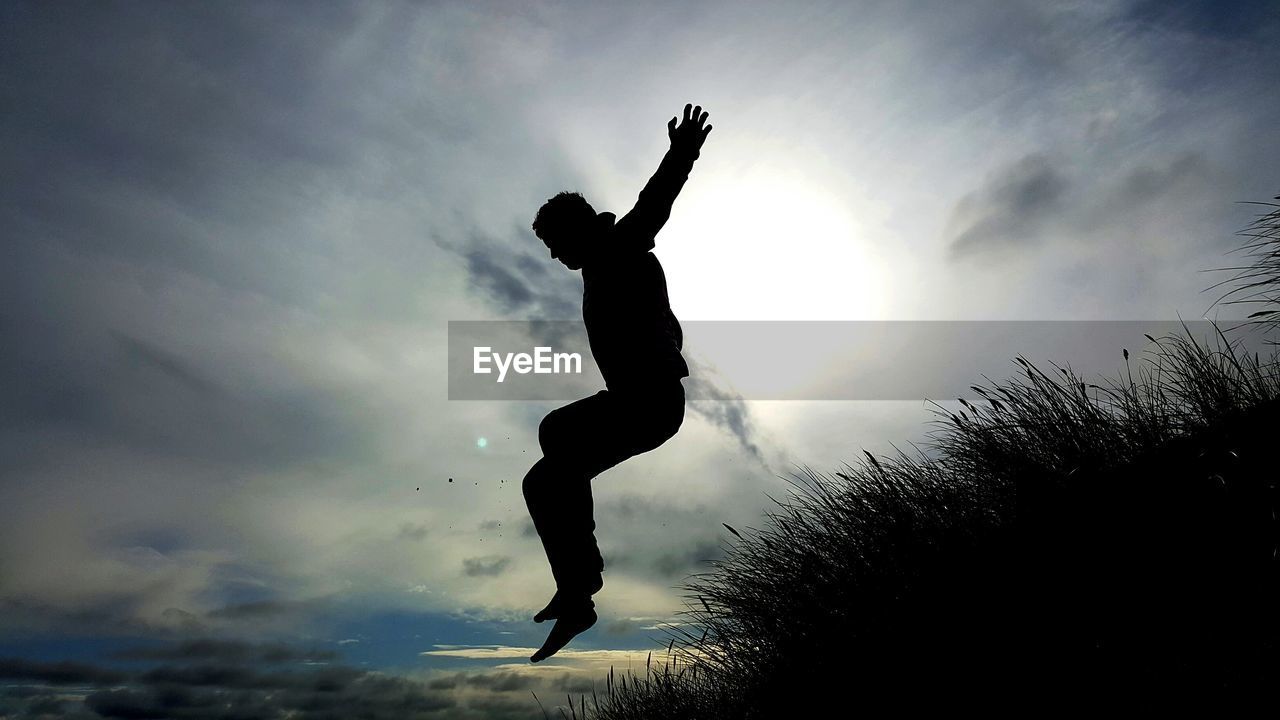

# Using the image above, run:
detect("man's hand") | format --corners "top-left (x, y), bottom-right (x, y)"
top-left (667, 103), bottom-right (711, 155)
top-left (616, 104), bottom-right (708, 247)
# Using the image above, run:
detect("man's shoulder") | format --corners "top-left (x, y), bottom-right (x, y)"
top-left (590, 211), bottom-right (655, 261)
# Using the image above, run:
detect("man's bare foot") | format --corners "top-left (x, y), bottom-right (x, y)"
top-left (530, 603), bottom-right (596, 663)
top-left (533, 590), bottom-right (563, 624)
top-left (534, 576), bottom-right (603, 624)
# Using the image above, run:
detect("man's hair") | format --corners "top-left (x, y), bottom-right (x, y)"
top-left (532, 191), bottom-right (595, 243)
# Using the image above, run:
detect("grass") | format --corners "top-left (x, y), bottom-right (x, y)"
top-left (1204, 196), bottom-right (1280, 339)
top-left (559, 196), bottom-right (1280, 717)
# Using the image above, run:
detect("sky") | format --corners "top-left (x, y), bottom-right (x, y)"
top-left (2, 0), bottom-right (1278, 717)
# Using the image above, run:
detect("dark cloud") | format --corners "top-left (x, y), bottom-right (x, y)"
top-left (81, 669), bottom-right (456, 720)
top-left (652, 540), bottom-right (724, 579)
top-left (1066, 150), bottom-right (1220, 244)
top-left (0, 0), bottom-right (466, 486)
top-left (0, 650), bottom-right (586, 720)
top-left (604, 618), bottom-right (639, 635)
top-left (0, 1), bottom-right (376, 291)
top-left (458, 228), bottom-right (587, 372)
top-left (0, 253), bottom-right (376, 476)
top-left (1123, 0), bottom-right (1279, 43)
top-left (0, 597), bottom-right (165, 638)
top-left (461, 555), bottom-right (512, 577)
top-left (426, 675), bottom-right (458, 690)
top-left (109, 331), bottom-right (222, 397)
top-left (602, 494), bottom-right (708, 523)
top-left (13, 693), bottom-right (89, 719)
top-left (397, 523), bottom-right (431, 541)
top-left (1116, 152), bottom-right (1211, 207)
top-left (454, 227), bottom-right (591, 360)
top-left (548, 673), bottom-right (596, 694)
top-left (460, 671), bottom-right (536, 692)
top-left (159, 608), bottom-right (206, 634)
top-left (137, 664), bottom-right (365, 691)
top-left (598, 498), bottom-right (726, 579)
top-left (458, 227), bottom-right (581, 320)
top-left (946, 153), bottom-right (1069, 260)
top-left (466, 693), bottom-right (543, 717)
top-left (205, 598), bottom-right (319, 622)
top-left (681, 355), bottom-right (768, 464)
top-left (112, 638), bottom-right (337, 665)
top-left (592, 494), bottom-right (736, 582)
top-left (466, 248), bottom-right (539, 313)
top-left (0, 657), bottom-right (129, 686)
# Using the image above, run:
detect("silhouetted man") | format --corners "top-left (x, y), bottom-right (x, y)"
top-left (523, 103), bottom-right (712, 662)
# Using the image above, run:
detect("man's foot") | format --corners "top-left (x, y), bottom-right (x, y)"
top-left (533, 590), bottom-right (563, 624)
top-left (530, 602), bottom-right (596, 663)
top-left (534, 576), bottom-right (603, 624)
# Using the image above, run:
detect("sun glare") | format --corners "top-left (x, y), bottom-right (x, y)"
top-left (666, 163), bottom-right (888, 321)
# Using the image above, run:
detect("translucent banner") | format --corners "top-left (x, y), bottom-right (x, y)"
top-left (447, 320), bottom-right (1274, 401)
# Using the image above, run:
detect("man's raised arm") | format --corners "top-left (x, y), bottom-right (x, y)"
top-left (615, 103), bottom-right (712, 250)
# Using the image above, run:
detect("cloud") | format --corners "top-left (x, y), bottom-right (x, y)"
top-left (946, 153), bottom-right (1070, 260)
top-left (465, 247), bottom-right (540, 313)
top-left (112, 638), bottom-right (338, 665)
top-left (651, 540), bottom-right (724, 580)
top-left (454, 228), bottom-right (586, 358)
top-left (0, 658), bottom-right (128, 686)
top-left (80, 669), bottom-right (457, 720)
top-left (397, 523), bottom-right (431, 541)
top-left (109, 331), bottom-right (223, 397)
top-left (0, 641), bottom-right (615, 720)
top-left (586, 495), bottom-right (731, 584)
top-left (462, 556), bottom-right (512, 577)
top-left (421, 645), bottom-right (650, 664)
top-left (681, 355), bottom-right (769, 465)
top-left (459, 671), bottom-right (537, 692)
top-left (205, 598), bottom-right (324, 622)
top-left (1117, 152), bottom-right (1211, 205)
top-left (604, 538), bottom-right (724, 583)
top-left (0, 596), bottom-right (202, 639)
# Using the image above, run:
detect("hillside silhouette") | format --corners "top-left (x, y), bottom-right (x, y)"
top-left (547, 197), bottom-right (1280, 717)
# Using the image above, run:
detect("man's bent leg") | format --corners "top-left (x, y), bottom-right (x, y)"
top-left (526, 383), bottom-right (687, 660)
top-left (522, 455), bottom-right (603, 597)
top-left (524, 383), bottom-right (685, 610)
top-left (523, 392), bottom-right (618, 600)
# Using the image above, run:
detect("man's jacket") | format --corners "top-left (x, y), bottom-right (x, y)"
top-left (581, 144), bottom-right (697, 391)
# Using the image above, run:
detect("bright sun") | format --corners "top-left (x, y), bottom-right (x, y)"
top-left (663, 162), bottom-right (889, 321)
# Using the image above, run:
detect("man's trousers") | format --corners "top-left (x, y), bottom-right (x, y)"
top-left (522, 380), bottom-right (686, 596)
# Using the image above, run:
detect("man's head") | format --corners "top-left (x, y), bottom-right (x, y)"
top-left (532, 191), bottom-right (597, 270)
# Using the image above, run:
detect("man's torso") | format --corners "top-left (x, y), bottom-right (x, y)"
top-left (582, 220), bottom-right (689, 390)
